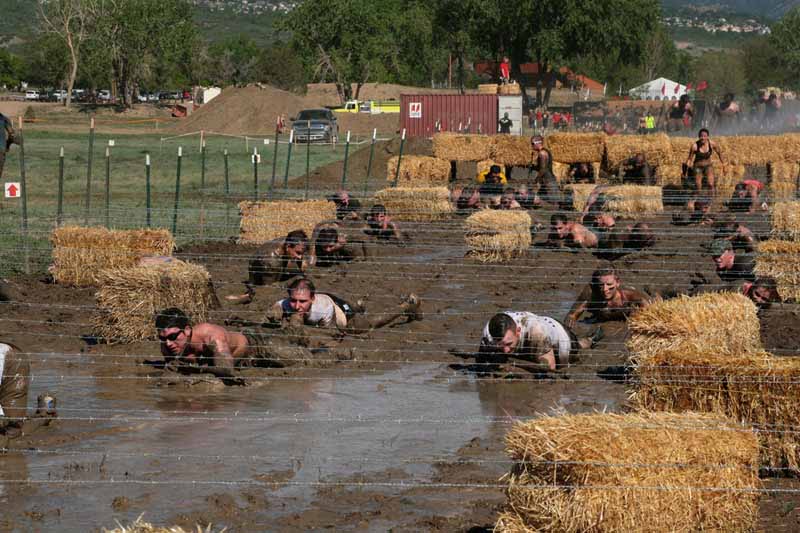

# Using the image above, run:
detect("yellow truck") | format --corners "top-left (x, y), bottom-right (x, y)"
top-left (334, 100), bottom-right (400, 114)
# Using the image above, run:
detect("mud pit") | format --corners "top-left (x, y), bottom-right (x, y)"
top-left (0, 204), bottom-right (798, 531)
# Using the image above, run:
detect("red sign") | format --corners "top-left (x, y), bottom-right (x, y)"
top-left (4, 182), bottom-right (20, 198)
top-left (409, 102), bottom-right (422, 118)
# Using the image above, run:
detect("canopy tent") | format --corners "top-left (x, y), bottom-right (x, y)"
top-left (629, 77), bottom-right (687, 100)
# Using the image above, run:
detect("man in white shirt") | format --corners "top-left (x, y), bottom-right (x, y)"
top-left (478, 312), bottom-right (602, 372)
top-left (270, 277), bottom-right (421, 334)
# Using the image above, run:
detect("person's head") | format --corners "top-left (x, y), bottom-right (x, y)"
top-left (516, 184), bottom-right (529, 197)
top-left (487, 313), bottom-right (520, 354)
top-left (531, 135), bottom-right (544, 150)
top-left (155, 308), bottom-right (192, 357)
top-left (595, 213), bottom-right (616, 230)
top-left (694, 197), bottom-right (711, 213)
top-left (487, 165), bottom-right (502, 183)
top-left (578, 162), bottom-right (590, 173)
top-left (369, 204), bottom-right (388, 224)
top-left (502, 56), bottom-right (509, 63)
top-left (284, 230), bottom-right (308, 259)
top-left (337, 190), bottom-right (350, 204)
top-left (286, 277), bottom-right (316, 315)
top-left (500, 188), bottom-right (516, 209)
top-left (316, 227), bottom-right (339, 254)
top-left (457, 186), bottom-right (480, 209)
top-left (734, 182), bottom-right (748, 199)
top-left (749, 277), bottom-right (780, 307)
top-left (769, 92), bottom-right (777, 101)
top-left (503, 112), bottom-right (509, 119)
top-left (591, 267), bottom-right (620, 302)
top-left (627, 222), bottom-right (656, 250)
top-left (698, 128), bottom-right (710, 141)
top-left (725, 93), bottom-right (734, 103)
top-left (633, 153), bottom-right (645, 166)
top-left (550, 213), bottom-right (570, 238)
top-left (710, 239), bottom-right (735, 270)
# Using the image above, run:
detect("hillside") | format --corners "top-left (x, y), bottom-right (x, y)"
top-left (662, 0), bottom-right (795, 19)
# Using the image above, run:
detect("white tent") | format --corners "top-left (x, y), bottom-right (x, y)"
top-left (628, 77), bottom-right (687, 101)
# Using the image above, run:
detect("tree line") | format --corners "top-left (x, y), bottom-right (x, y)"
top-left (0, 0), bottom-right (799, 107)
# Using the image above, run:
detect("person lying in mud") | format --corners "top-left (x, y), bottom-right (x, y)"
top-left (365, 204), bottom-right (406, 242)
top-left (155, 308), bottom-right (316, 379)
top-left (499, 188), bottom-right (523, 210)
top-left (547, 213), bottom-right (599, 248)
top-left (710, 238), bottom-right (755, 284)
top-left (0, 342), bottom-right (57, 441)
top-left (742, 277), bottom-right (782, 309)
top-left (672, 196), bottom-right (715, 226)
top-left (267, 277), bottom-right (421, 335)
top-left (470, 312), bottom-right (603, 373)
top-left (621, 154), bottom-right (654, 185)
top-left (227, 229), bottom-right (310, 303)
top-left (309, 220), bottom-right (373, 267)
top-left (569, 162), bottom-right (596, 184)
top-left (454, 186), bottom-right (482, 211)
top-left (726, 180), bottom-right (768, 213)
top-left (565, 267), bottom-right (651, 329)
top-left (327, 190), bottom-right (362, 220)
top-left (549, 213), bottom-right (655, 256)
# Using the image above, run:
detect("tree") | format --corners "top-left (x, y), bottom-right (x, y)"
top-left (742, 36), bottom-right (784, 90)
top-left (768, 7), bottom-right (800, 89)
top-left (256, 43), bottom-right (308, 90)
top-left (0, 49), bottom-right (24, 89)
top-left (693, 51), bottom-right (747, 100)
top-left (22, 34), bottom-right (71, 88)
top-left (38, 0), bottom-right (98, 107)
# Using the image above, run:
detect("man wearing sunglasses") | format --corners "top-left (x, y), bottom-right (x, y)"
top-left (155, 308), bottom-right (312, 379)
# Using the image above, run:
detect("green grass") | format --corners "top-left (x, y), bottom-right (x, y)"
top-left (0, 129), bottom-right (352, 275)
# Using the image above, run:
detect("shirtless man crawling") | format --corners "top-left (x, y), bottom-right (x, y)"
top-left (155, 308), bottom-right (313, 379)
top-left (548, 213), bottom-right (599, 248)
top-left (565, 267), bottom-right (651, 329)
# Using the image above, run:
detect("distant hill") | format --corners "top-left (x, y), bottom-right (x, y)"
top-left (661, 0), bottom-right (798, 20)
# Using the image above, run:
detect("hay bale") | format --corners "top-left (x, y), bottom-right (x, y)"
top-left (385, 155), bottom-right (450, 186)
top-left (564, 184), bottom-right (598, 212)
top-left (631, 346), bottom-right (800, 471)
top-left (93, 260), bottom-right (219, 343)
top-left (374, 187), bottom-right (454, 222)
top-left (551, 162), bottom-right (571, 183)
top-left (725, 135), bottom-right (783, 165)
top-left (755, 239), bottom-right (800, 301)
top-left (103, 516), bottom-right (221, 533)
top-left (491, 135), bottom-right (533, 167)
top-left (464, 210), bottom-right (531, 262)
top-left (605, 133), bottom-right (673, 170)
top-left (498, 83), bottom-right (521, 96)
top-left (238, 200), bottom-right (336, 245)
top-left (778, 133), bottom-right (800, 161)
top-left (545, 133), bottom-right (605, 163)
top-left (658, 164), bottom-right (684, 186)
top-left (478, 83), bottom-right (498, 95)
top-left (432, 133), bottom-right (493, 162)
top-left (497, 411), bottom-right (760, 533)
top-left (627, 292), bottom-right (761, 358)
top-left (712, 164), bottom-right (747, 205)
top-left (602, 185), bottom-right (663, 216)
top-left (770, 201), bottom-right (800, 241)
top-left (770, 161), bottom-right (798, 200)
top-left (50, 227), bottom-right (175, 287)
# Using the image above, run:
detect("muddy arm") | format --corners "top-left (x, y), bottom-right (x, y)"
top-left (565, 285), bottom-right (592, 329)
top-left (0, 355), bottom-right (29, 430)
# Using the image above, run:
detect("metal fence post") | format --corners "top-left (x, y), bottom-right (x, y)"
top-left (392, 129), bottom-right (407, 187)
top-left (172, 146), bottom-right (182, 236)
top-left (84, 117), bottom-right (95, 225)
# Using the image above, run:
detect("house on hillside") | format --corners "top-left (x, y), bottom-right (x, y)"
top-left (629, 78), bottom-right (687, 100)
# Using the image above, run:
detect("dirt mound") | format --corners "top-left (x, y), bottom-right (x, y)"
top-left (306, 83), bottom-right (459, 105)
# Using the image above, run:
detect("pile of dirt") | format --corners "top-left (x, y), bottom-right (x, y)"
top-left (306, 83), bottom-right (459, 106)
top-left (173, 85), bottom-right (400, 136)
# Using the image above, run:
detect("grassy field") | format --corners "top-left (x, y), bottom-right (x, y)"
top-left (0, 129), bottom-right (355, 274)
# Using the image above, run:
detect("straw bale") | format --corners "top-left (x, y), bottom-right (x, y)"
top-left (545, 133), bottom-right (605, 163)
top-left (478, 83), bottom-right (498, 95)
top-left (627, 292), bottom-right (761, 358)
top-left (498, 411), bottom-right (760, 533)
top-left (50, 226), bottom-right (175, 287)
top-left (667, 137), bottom-right (693, 165)
top-left (602, 185), bottom-right (663, 216)
top-left (769, 161), bottom-right (798, 200)
top-left (464, 210), bottom-right (531, 262)
top-left (104, 516), bottom-right (221, 533)
top-left (498, 83), bottom-right (521, 96)
top-left (432, 133), bottom-right (493, 162)
top-left (551, 162), bottom-right (570, 183)
top-left (605, 133), bottom-right (673, 169)
top-left (238, 200), bottom-right (336, 245)
top-left (725, 135), bottom-right (783, 165)
top-left (385, 155), bottom-right (450, 186)
top-left (755, 239), bottom-right (800, 301)
top-left (374, 187), bottom-right (454, 222)
top-left (631, 346), bottom-right (800, 471)
top-left (563, 184), bottom-right (598, 212)
top-left (93, 260), bottom-right (218, 343)
top-left (491, 135), bottom-right (533, 167)
top-left (658, 164), bottom-right (684, 186)
top-left (713, 164), bottom-right (746, 204)
top-left (770, 201), bottom-right (800, 241)
top-left (778, 133), bottom-right (800, 161)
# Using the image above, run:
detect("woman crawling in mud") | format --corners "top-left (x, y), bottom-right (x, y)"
top-left (565, 267), bottom-right (652, 329)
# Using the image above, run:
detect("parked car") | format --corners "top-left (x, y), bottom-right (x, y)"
top-left (25, 90), bottom-right (39, 101)
top-left (51, 90), bottom-right (68, 102)
top-left (137, 92), bottom-right (149, 103)
top-left (98, 89), bottom-right (112, 101)
top-left (148, 92), bottom-right (160, 102)
top-left (290, 108), bottom-right (339, 143)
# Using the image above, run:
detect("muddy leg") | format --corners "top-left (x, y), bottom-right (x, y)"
top-left (345, 294), bottom-right (421, 334)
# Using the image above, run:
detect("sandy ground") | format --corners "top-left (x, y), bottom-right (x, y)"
top-left (0, 187), bottom-right (798, 530)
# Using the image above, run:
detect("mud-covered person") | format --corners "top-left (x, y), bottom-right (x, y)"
top-left (709, 238), bottom-right (755, 285)
top-left (685, 128), bottom-right (725, 197)
top-left (268, 277), bottom-right (421, 335)
top-left (0, 112), bottom-right (20, 181)
top-left (565, 267), bottom-right (651, 329)
top-left (227, 229), bottom-right (310, 303)
top-left (569, 162), bottom-right (595, 184)
top-left (309, 219), bottom-right (372, 267)
top-left (472, 312), bottom-right (603, 373)
top-left (328, 190), bottom-right (362, 220)
top-left (365, 204), bottom-right (406, 242)
top-left (547, 213), bottom-right (599, 249)
top-left (155, 308), bottom-right (314, 379)
top-left (726, 180), bottom-right (767, 213)
top-left (620, 153), bottom-right (654, 185)
top-left (529, 135), bottom-right (561, 204)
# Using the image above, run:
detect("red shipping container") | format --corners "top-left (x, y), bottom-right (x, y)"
top-left (400, 94), bottom-right (498, 138)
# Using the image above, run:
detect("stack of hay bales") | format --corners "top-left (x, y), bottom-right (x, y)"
top-left (464, 210), bottom-right (530, 262)
top-left (432, 133), bottom-right (493, 162)
top-left (50, 227), bottom-right (175, 287)
top-left (374, 187), bottom-right (453, 222)
top-left (628, 292), bottom-right (800, 470)
top-left (659, 137), bottom-right (693, 186)
top-left (491, 135), bottom-right (533, 167)
top-left (545, 132), bottom-right (605, 164)
top-left (551, 162), bottom-right (571, 183)
top-left (755, 239), bottom-right (800, 301)
top-left (563, 184), bottom-right (599, 212)
top-left (478, 84), bottom-right (498, 95)
top-left (726, 135), bottom-right (782, 166)
top-left (93, 260), bottom-right (219, 343)
top-left (605, 133), bottom-right (673, 172)
top-left (498, 84), bottom-right (521, 96)
top-left (385, 156), bottom-right (450, 186)
top-left (769, 161), bottom-right (799, 200)
top-left (562, 185), bottom-right (662, 216)
top-left (716, 164), bottom-right (747, 202)
top-left (770, 201), bottom-right (800, 241)
top-left (496, 411), bottom-right (760, 533)
top-left (238, 200), bottom-right (336, 244)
